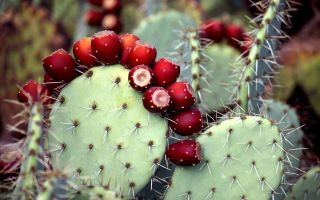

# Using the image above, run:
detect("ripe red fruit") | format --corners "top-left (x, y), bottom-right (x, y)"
top-left (153, 58), bottom-right (180, 87)
top-left (166, 140), bottom-right (201, 166)
top-left (226, 24), bottom-right (245, 49)
top-left (128, 40), bottom-right (157, 69)
top-left (91, 30), bottom-right (122, 65)
top-left (142, 87), bottom-right (170, 113)
top-left (167, 82), bottom-right (195, 111)
top-left (43, 49), bottom-right (77, 82)
top-left (200, 20), bottom-right (226, 43)
top-left (85, 10), bottom-right (104, 26)
top-left (119, 34), bottom-right (140, 65)
top-left (17, 80), bottom-right (50, 104)
top-left (169, 108), bottom-right (202, 136)
top-left (87, 0), bottom-right (103, 6)
top-left (73, 37), bottom-right (98, 67)
top-left (43, 73), bottom-right (65, 91)
top-left (102, 14), bottom-right (122, 33)
top-left (102, 0), bottom-right (122, 14)
top-left (128, 65), bottom-right (155, 91)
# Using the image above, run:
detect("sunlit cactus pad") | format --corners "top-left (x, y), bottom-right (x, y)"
top-left (165, 116), bottom-right (284, 200)
top-left (48, 65), bottom-right (168, 198)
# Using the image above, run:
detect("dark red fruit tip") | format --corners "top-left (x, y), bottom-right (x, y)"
top-left (91, 30), bottom-right (122, 65)
top-left (199, 20), bottom-right (226, 43)
top-left (17, 80), bottom-right (50, 104)
top-left (87, 0), bottom-right (103, 6)
top-left (128, 65), bottom-right (155, 91)
top-left (43, 73), bottom-right (65, 91)
top-left (43, 49), bottom-right (77, 82)
top-left (153, 58), bottom-right (180, 87)
top-left (85, 10), bottom-right (104, 27)
top-left (73, 37), bottom-right (98, 67)
top-left (119, 34), bottom-right (140, 66)
top-left (226, 24), bottom-right (245, 49)
top-left (102, 14), bottom-right (122, 33)
top-left (128, 40), bottom-right (157, 69)
top-left (142, 87), bottom-right (170, 113)
top-left (169, 107), bottom-right (203, 136)
top-left (166, 140), bottom-right (202, 166)
top-left (167, 82), bottom-right (196, 111)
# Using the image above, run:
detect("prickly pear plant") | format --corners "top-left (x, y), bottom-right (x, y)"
top-left (285, 167), bottom-right (320, 200)
top-left (165, 116), bottom-right (284, 199)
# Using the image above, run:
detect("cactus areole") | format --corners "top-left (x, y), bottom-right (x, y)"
top-left (42, 30), bottom-right (202, 198)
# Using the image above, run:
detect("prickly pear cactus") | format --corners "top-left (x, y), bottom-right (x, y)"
top-left (133, 11), bottom-right (196, 60)
top-left (48, 65), bottom-right (168, 198)
top-left (198, 45), bottom-right (240, 113)
top-left (165, 116), bottom-right (284, 200)
top-left (285, 167), bottom-right (320, 200)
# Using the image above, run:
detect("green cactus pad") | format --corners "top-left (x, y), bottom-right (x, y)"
top-left (133, 11), bottom-right (196, 60)
top-left (73, 186), bottom-right (123, 200)
top-left (199, 44), bottom-right (240, 112)
top-left (165, 116), bottom-right (284, 200)
top-left (285, 167), bottom-right (320, 200)
top-left (48, 65), bottom-right (168, 199)
top-left (262, 100), bottom-right (303, 171)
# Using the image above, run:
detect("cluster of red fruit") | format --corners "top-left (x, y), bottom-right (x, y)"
top-left (200, 20), bottom-right (251, 55)
top-left (85, 0), bottom-right (122, 33)
top-left (17, 30), bottom-right (203, 167)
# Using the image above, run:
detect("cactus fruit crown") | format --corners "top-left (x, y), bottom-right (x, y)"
top-left (19, 29), bottom-right (200, 199)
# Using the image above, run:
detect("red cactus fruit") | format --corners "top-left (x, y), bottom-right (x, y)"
top-left (128, 40), bottom-right (157, 69)
top-left (102, 14), bottom-right (122, 33)
top-left (73, 37), bottom-right (98, 67)
top-left (169, 108), bottom-right (202, 136)
top-left (128, 65), bottom-right (155, 91)
top-left (153, 58), bottom-right (180, 87)
top-left (166, 140), bottom-right (201, 166)
top-left (119, 33), bottom-right (140, 66)
top-left (226, 24), bottom-right (245, 49)
top-left (142, 87), bottom-right (170, 113)
top-left (87, 0), bottom-right (103, 6)
top-left (91, 30), bottom-right (122, 65)
top-left (85, 10), bottom-right (104, 26)
top-left (17, 80), bottom-right (50, 104)
top-left (167, 82), bottom-right (196, 111)
top-left (43, 73), bottom-right (64, 91)
top-left (200, 20), bottom-right (226, 43)
top-left (102, 0), bottom-right (122, 14)
top-left (0, 148), bottom-right (22, 177)
top-left (43, 49), bottom-right (77, 82)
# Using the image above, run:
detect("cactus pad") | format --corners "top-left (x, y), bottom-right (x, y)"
top-left (48, 65), bottom-right (168, 198)
top-left (285, 167), bottom-right (320, 200)
top-left (165, 116), bottom-right (284, 200)
top-left (198, 44), bottom-right (240, 112)
top-left (133, 11), bottom-right (196, 60)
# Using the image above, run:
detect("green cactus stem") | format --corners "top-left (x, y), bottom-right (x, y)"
top-left (237, 0), bottom-right (284, 113)
top-left (13, 103), bottom-right (44, 200)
